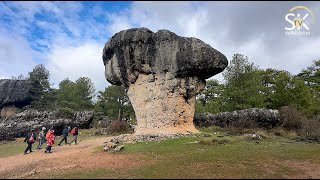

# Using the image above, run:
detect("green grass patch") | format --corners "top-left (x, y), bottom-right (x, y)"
top-left (51, 132), bottom-right (320, 179)
top-left (0, 140), bottom-right (27, 158)
top-left (2, 127), bottom-right (320, 178)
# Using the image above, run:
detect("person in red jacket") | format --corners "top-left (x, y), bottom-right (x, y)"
top-left (45, 128), bottom-right (55, 153)
top-left (69, 125), bottom-right (79, 145)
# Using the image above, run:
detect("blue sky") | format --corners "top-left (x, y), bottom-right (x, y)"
top-left (0, 1), bottom-right (319, 93)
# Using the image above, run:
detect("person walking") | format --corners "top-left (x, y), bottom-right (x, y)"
top-left (37, 127), bottom-right (46, 149)
top-left (45, 129), bottom-right (55, 153)
top-left (24, 129), bottom-right (36, 155)
top-left (69, 125), bottom-right (79, 145)
top-left (58, 125), bottom-right (69, 146)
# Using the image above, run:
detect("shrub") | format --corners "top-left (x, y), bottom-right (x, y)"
top-left (279, 106), bottom-right (306, 131)
top-left (300, 116), bottom-right (320, 141)
top-left (109, 120), bottom-right (129, 134)
top-left (91, 116), bottom-right (101, 129)
top-left (271, 127), bottom-right (287, 137)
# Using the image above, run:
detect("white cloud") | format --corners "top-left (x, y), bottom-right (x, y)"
top-left (0, 1), bottom-right (111, 91)
top-left (106, 1), bottom-right (320, 78)
top-left (106, 12), bottom-right (132, 35)
top-left (0, 27), bottom-right (38, 78)
top-left (1, 1), bottom-right (319, 93)
top-left (46, 41), bottom-right (110, 92)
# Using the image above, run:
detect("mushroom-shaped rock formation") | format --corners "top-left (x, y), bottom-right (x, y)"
top-left (102, 27), bottom-right (228, 135)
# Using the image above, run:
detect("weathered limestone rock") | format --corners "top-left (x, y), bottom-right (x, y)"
top-left (103, 141), bottom-right (124, 152)
top-left (0, 79), bottom-right (34, 118)
top-left (0, 105), bottom-right (17, 118)
top-left (0, 109), bottom-right (94, 141)
top-left (102, 27), bottom-right (228, 135)
top-left (109, 133), bottom-right (196, 144)
top-left (194, 108), bottom-right (282, 129)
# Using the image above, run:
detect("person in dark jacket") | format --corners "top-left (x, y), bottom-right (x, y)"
top-left (58, 125), bottom-right (69, 146)
top-left (69, 125), bottom-right (79, 145)
top-left (24, 129), bottom-right (37, 155)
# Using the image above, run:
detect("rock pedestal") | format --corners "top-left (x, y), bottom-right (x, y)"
top-left (102, 27), bottom-right (228, 135)
top-left (128, 74), bottom-right (204, 134)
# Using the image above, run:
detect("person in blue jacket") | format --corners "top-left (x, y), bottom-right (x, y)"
top-left (58, 125), bottom-right (69, 146)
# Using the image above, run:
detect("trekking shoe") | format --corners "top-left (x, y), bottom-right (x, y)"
top-left (24, 152), bottom-right (28, 155)
top-left (45, 150), bottom-right (47, 153)
top-left (58, 144), bottom-right (61, 146)
top-left (30, 151), bottom-right (33, 153)
top-left (48, 151), bottom-right (52, 153)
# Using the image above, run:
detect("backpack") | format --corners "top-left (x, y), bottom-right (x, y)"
top-left (71, 128), bottom-right (76, 134)
top-left (46, 131), bottom-right (50, 139)
top-left (29, 133), bottom-right (35, 143)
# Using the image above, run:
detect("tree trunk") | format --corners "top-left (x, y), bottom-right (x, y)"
top-left (118, 108), bottom-right (121, 121)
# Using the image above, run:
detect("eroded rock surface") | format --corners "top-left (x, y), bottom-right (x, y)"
top-left (194, 108), bottom-right (282, 129)
top-left (0, 109), bottom-right (94, 141)
top-left (0, 79), bottom-right (34, 118)
top-left (102, 27), bottom-right (228, 135)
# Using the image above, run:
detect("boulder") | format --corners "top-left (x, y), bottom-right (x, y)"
top-left (194, 108), bottom-right (282, 129)
top-left (0, 109), bottom-right (94, 141)
top-left (0, 79), bottom-right (34, 108)
top-left (0, 79), bottom-right (34, 118)
top-left (102, 27), bottom-right (228, 135)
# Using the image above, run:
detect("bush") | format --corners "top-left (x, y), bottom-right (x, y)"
top-left (109, 120), bottom-right (129, 134)
top-left (300, 116), bottom-right (320, 141)
top-left (270, 127), bottom-right (287, 137)
top-left (279, 106), bottom-right (306, 131)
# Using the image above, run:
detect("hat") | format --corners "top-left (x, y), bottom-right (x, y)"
top-left (42, 127), bottom-right (46, 131)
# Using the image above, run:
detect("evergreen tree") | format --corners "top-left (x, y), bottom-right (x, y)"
top-left (95, 85), bottom-right (134, 121)
top-left (57, 77), bottom-right (95, 111)
top-left (222, 54), bottom-right (265, 111)
top-left (195, 79), bottom-right (225, 113)
top-left (27, 64), bottom-right (53, 110)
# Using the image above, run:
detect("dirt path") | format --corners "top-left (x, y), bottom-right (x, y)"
top-left (0, 136), bottom-right (147, 179)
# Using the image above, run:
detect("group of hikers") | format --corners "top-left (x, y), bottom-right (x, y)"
top-left (23, 125), bottom-right (79, 155)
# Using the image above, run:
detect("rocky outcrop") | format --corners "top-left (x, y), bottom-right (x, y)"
top-left (194, 108), bottom-right (282, 129)
top-left (102, 27), bottom-right (228, 135)
top-left (0, 109), bottom-right (94, 141)
top-left (109, 133), bottom-right (196, 144)
top-left (0, 79), bottom-right (34, 108)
